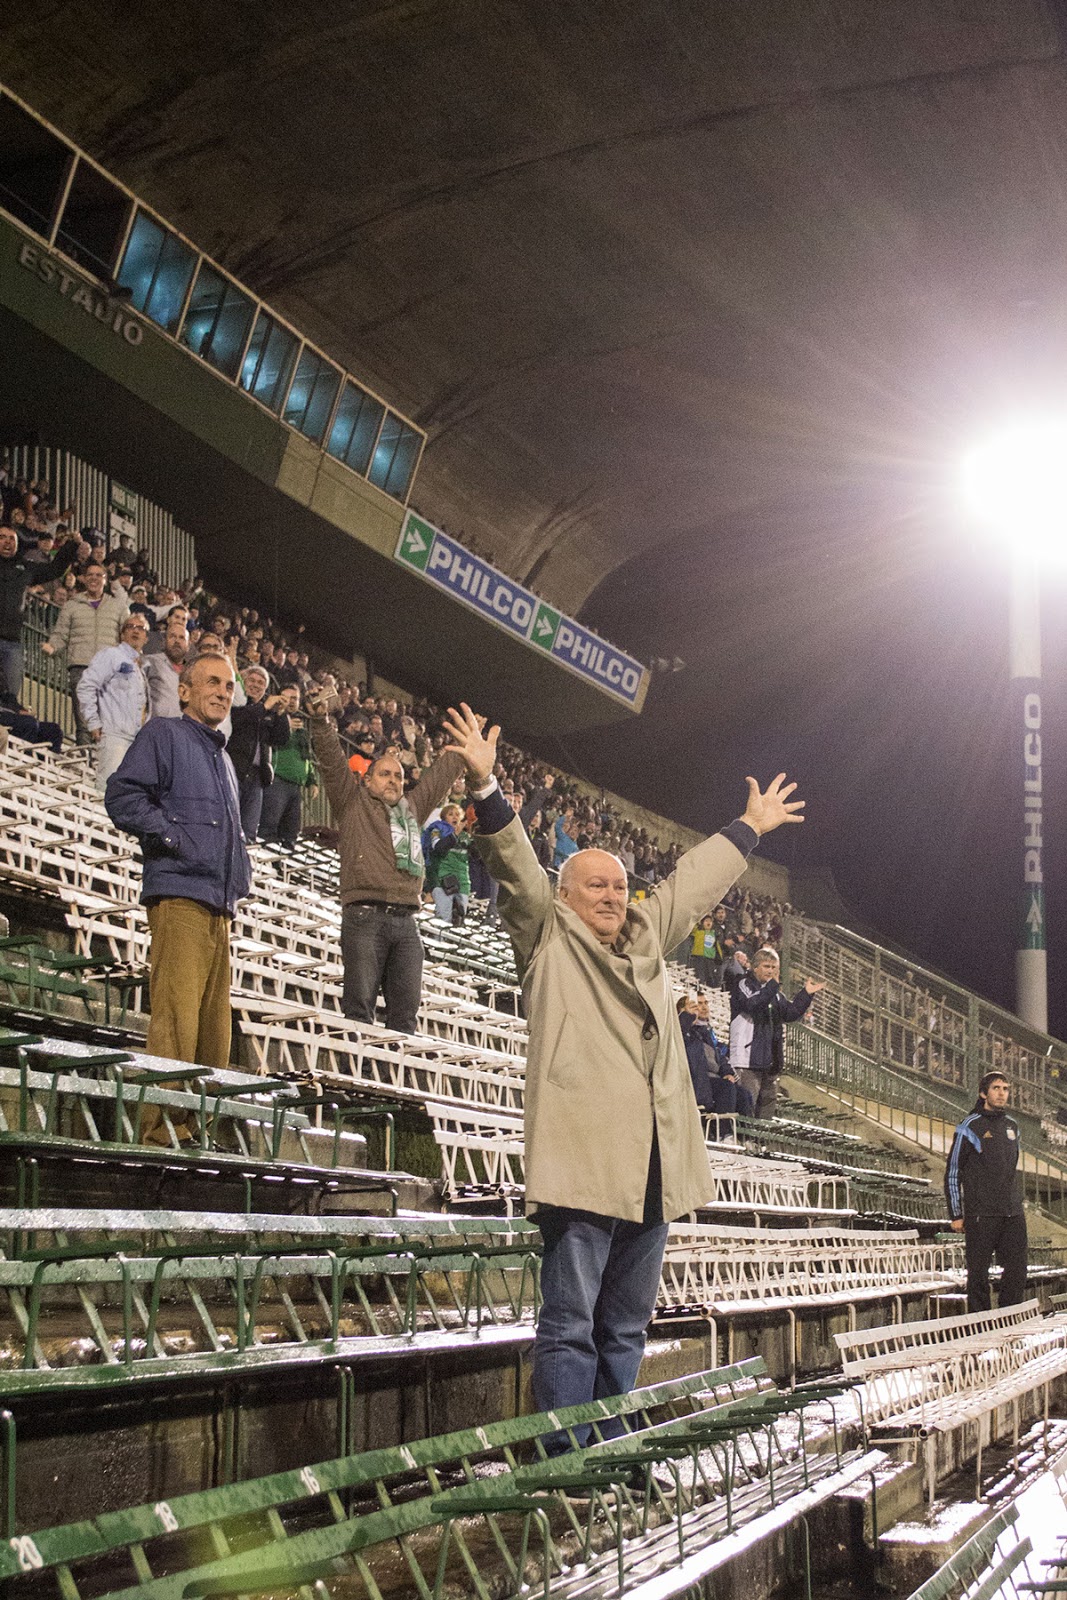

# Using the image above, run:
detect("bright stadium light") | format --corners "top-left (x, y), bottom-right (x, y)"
top-left (962, 418), bottom-right (1067, 555)
top-left (962, 419), bottom-right (1061, 1035)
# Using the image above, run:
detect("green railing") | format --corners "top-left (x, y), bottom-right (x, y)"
top-left (19, 594), bottom-right (76, 737)
top-left (0, 1357), bottom-right (873, 1600)
top-left (783, 914), bottom-right (1067, 1125)
top-left (787, 1025), bottom-right (1067, 1220)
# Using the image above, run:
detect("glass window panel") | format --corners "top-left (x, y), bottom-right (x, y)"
top-left (54, 158), bottom-right (132, 278)
top-left (240, 311), bottom-right (299, 412)
top-left (0, 95), bottom-right (72, 237)
top-left (326, 382), bottom-right (385, 476)
top-left (369, 414), bottom-right (422, 498)
top-left (283, 347), bottom-right (341, 444)
top-left (382, 421), bottom-right (422, 499)
top-left (117, 211), bottom-right (196, 332)
top-left (180, 260), bottom-right (254, 379)
top-left (116, 210), bottom-right (164, 311)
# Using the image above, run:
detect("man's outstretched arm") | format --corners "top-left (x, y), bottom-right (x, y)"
top-left (646, 773), bottom-right (806, 953)
top-left (443, 702), bottom-right (554, 972)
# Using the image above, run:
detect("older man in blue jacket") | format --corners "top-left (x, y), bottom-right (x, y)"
top-left (106, 654), bottom-right (251, 1122)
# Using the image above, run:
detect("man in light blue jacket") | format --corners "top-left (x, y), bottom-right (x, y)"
top-left (77, 614), bottom-right (149, 792)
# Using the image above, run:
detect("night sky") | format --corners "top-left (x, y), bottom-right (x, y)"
top-left (567, 468), bottom-right (1067, 1038)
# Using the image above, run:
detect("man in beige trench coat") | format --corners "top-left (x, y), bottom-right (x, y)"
top-left (442, 703), bottom-right (806, 1451)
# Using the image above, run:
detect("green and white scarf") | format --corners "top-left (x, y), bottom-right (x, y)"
top-left (389, 798), bottom-right (425, 877)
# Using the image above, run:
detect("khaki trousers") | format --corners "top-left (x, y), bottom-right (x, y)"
top-left (142, 898), bottom-right (233, 1144)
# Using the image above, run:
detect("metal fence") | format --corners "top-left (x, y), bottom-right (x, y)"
top-left (20, 593), bottom-right (76, 736)
top-left (783, 914), bottom-right (1067, 1124)
top-left (786, 1024), bottom-right (1067, 1219)
top-left (4, 444), bottom-right (196, 588)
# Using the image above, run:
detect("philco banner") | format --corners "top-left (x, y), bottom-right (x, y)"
top-left (395, 511), bottom-right (647, 708)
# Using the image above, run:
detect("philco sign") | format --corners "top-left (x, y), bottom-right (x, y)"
top-left (1022, 689), bottom-right (1045, 951)
top-left (17, 240), bottom-right (143, 346)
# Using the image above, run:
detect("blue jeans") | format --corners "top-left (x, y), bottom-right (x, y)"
top-left (0, 639), bottom-right (23, 700)
top-left (533, 1204), bottom-right (669, 1453)
top-left (432, 886), bottom-right (468, 923)
top-left (340, 901), bottom-right (423, 1033)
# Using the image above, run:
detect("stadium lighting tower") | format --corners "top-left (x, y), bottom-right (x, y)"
top-left (962, 419), bottom-right (1067, 1034)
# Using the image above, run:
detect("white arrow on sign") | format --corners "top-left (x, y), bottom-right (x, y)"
top-left (1026, 896), bottom-right (1043, 933)
top-left (535, 615), bottom-right (554, 640)
top-left (404, 528), bottom-right (428, 556)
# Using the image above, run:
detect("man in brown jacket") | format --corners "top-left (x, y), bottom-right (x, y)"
top-left (442, 702), bottom-right (806, 1450)
top-left (307, 696), bottom-right (466, 1032)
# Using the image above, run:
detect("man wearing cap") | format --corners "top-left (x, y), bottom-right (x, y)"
top-left (945, 1072), bottom-right (1029, 1312)
top-left (346, 726), bottom-right (377, 776)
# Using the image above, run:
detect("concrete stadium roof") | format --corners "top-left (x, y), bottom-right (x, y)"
top-left (7, 3), bottom-right (1067, 1024)
top-left (5, 0), bottom-right (1067, 653)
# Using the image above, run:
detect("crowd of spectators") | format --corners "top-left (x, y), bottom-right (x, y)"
top-left (0, 467), bottom-right (795, 940)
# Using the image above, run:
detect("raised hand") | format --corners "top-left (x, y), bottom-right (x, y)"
top-left (741, 773), bottom-right (806, 837)
top-left (304, 686), bottom-right (332, 720)
top-left (804, 978), bottom-right (827, 995)
top-left (442, 702), bottom-right (500, 787)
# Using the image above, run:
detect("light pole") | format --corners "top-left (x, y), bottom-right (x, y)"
top-left (1009, 548), bottom-right (1045, 1032)
top-left (962, 420), bottom-right (1065, 1034)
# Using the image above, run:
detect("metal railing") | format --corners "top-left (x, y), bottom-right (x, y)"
top-left (783, 913), bottom-right (1067, 1123)
top-left (787, 1024), bottom-right (1067, 1219)
top-left (19, 593), bottom-right (76, 736)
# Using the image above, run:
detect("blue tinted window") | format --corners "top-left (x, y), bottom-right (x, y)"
top-left (117, 210), bottom-right (196, 332)
top-left (327, 382), bottom-right (385, 476)
top-left (283, 347), bottom-right (341, 444)
top-left (240, 311), bottom-right (299, 412)
top-left (368, 414), bottom-right (422, 500)
top-left (180, 260), bottom-right (255, 378)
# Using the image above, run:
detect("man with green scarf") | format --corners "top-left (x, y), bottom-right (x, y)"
top-left (307, 692), bottom-right (467, 1032)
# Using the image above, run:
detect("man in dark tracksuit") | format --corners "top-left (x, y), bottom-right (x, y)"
top-left (944, 1072), bottom-right (1028, 1313)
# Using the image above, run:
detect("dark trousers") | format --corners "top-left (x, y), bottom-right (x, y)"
top-left (238, 771), bottom-right (265, 842)
top-left (260, 776), bottom-right (302, 846)
top-left (340, 901), bottom-right (423, 1033)
top-left (68, 665), bottom-right (90, 744)
top-left (0, 638), bottom-right (23, 699)
top-left (965, 1212), bottom-right (1028, 1312)
top-left (0, 711), bottom-right (63, 753)
top-left (738, 1068), bottom-right (780, 1118)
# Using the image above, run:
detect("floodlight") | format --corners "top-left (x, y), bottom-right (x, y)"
top-left (962, 418), bottom-right (1067, 551)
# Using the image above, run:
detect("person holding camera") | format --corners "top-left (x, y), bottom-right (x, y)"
top-left (259, 686), bottom-right (318, 851)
